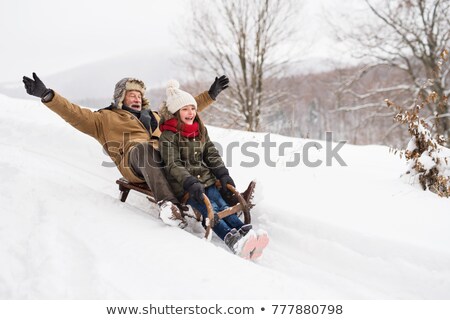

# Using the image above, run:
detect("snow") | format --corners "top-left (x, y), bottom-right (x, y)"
top-left (0, 93), bottom-right (450, 299)
top-left (418, 151), bottom-right (436, 171)
top-left (404, 120), bottom-right (450, 190)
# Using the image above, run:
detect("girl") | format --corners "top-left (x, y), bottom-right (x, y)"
top-left (159, 80), bottom-right (268, 259)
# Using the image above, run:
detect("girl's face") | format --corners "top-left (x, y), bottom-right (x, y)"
top-left (179, 105), bottom-right (197, 125)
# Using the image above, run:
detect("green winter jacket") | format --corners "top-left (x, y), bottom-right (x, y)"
top-left (159, 128), bottom-right (225, 199)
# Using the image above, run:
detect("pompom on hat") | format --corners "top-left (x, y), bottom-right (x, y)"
top-left (166, 79), bottom-right (197, 114)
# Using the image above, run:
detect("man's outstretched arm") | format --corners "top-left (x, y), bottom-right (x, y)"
top-left (23, 72), bottom-right (101, 138)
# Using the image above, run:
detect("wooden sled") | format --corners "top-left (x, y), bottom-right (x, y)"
top-left (116, 178), bottom-right (256, 239)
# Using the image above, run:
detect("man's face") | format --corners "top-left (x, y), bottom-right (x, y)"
top-left (123, 90), bottom-right (142, 111)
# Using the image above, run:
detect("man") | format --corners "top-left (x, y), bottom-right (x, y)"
top-left (22, 73), bottom-right (229, 228)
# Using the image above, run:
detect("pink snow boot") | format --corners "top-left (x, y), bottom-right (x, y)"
top-left (250, 230), bottom-right (269, 260)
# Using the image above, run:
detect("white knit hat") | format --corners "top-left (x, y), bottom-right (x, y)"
top-left (166, 79), bottom-right (197, 114)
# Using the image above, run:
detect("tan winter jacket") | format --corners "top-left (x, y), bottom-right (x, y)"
top-left (44, 91), bottom-right (213, 183)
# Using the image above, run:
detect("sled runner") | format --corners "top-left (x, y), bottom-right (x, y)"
top-left (116, 178), bottom-right (157, 203)
top-left (116, 178), bottom-right (256, 239)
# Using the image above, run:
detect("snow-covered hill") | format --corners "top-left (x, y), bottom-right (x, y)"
top-left (0, 94), bottom-right (449, 299)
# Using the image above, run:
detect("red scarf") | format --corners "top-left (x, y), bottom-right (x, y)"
top-left (160, 118), bottom-right (199, 138)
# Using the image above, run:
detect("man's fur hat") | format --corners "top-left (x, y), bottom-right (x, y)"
top-left (113, 77), bottom-right (150, 109)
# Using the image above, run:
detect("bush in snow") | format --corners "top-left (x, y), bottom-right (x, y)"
top-left (386, 51), bottom-right (450, 197)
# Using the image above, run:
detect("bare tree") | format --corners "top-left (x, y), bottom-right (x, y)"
top-left (179, 0), bottom-right (300, 132)
top-left (333, 0), bottom-right (450, 145)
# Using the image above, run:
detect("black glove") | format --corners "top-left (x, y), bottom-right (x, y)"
top-left (22, 73), bottom-right (53, 100)
top-left (208, 75), bottom-right (229, 100)
top-left (219, 175), bottom-right (235, 191)
top-left (212, 167), bottom-right (235, 191)
top-left (183, 176), bottom-right (205, 204)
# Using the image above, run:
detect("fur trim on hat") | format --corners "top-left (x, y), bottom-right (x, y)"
top-left (165, 79), bottom-right (197, 114)
top-left (113, 77), bottom-right (150, 109)
top-left (159, 102), bottom-right (175, 123)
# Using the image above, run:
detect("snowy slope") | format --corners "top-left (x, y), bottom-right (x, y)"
top-left (0, 94), bottom-right (449, 299)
